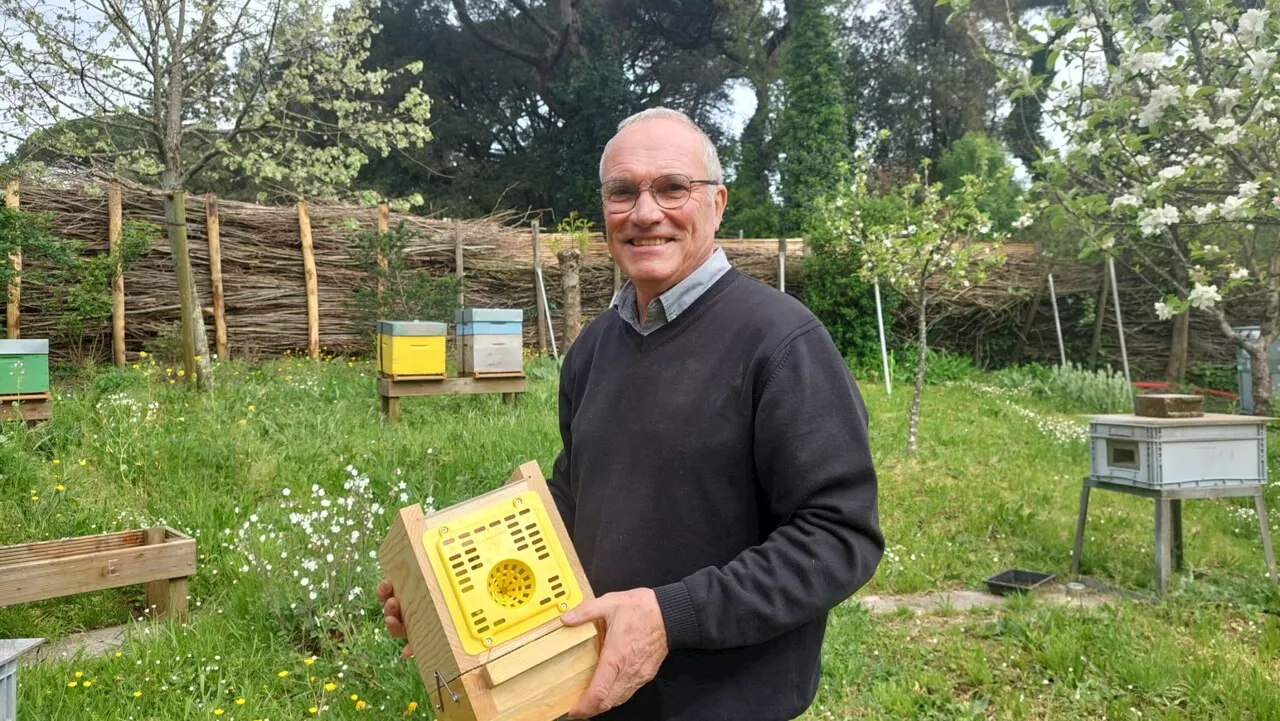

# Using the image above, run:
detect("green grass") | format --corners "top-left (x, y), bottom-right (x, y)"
top-left (2, 353), bottom-right (1279, 719)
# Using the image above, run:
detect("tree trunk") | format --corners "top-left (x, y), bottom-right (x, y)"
top-left (558, 248), bottom-right (581, 350)
top-left (1249, 340), bottom-right (1273, 416)
top-left (907, 293), bottom-right (928, 456)
top-left (164, 191), bottom-right (212, 390)
top-left (1166, 311), bottom-right (1190, 382)
top-left (1090, 270), bottom-right (1109, 370)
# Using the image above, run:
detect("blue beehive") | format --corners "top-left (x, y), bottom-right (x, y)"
top-left (455, 308), bottom-right (523, 375)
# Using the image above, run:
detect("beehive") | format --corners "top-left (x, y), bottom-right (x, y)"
top-left (379, 461), bottom-right (597, 721)
top-left (455, 309), bottom-right (523, 376)
top-left (0, 339), bottom-right (49, 395)
top-left (377, 321), bottom-right (447, 378)
top-left (1089, 413), bottom-right (1268, 489)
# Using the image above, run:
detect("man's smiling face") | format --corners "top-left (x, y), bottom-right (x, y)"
top-left (600, 117), bottom-right (727, 302)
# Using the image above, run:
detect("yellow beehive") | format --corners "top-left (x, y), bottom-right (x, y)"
top-left (377, 321), bottom-right (446, 378)
top-left (379, 461), bottom-right (598, 721)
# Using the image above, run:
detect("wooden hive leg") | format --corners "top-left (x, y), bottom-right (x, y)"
top-left (143, 529), bottom-right (189, 621)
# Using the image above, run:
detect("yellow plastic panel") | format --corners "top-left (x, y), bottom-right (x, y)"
top-left (424, 491), bottom-right (583, 655)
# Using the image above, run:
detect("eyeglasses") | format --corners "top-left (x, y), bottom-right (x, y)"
top-left (600, 173), bottom-right (721, 213)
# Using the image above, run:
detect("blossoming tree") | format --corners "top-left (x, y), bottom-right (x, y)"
top-left (813, 145), bottom-right (1006, 454)
top-left (1010, 0), bottom-right (1279, 413)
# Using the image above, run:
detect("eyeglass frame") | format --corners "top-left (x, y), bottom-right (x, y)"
top-left (599, 173), bottom-right (723, 213)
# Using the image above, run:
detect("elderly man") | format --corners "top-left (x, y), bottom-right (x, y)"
top-left (378, 107), bottom-right (883, 721)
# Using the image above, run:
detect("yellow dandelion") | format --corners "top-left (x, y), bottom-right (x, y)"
top-left (350, 695), bottom-right (358, 702)
top-left (303, 658), bottom-right (315, 666)
top-left (277, 671), bottom-right (289, 678)
top-left (52, 459), bottom-right (61, 465)
top-left (31, 495), bottom-right (38, 501)
top-left (79, 459), bottom-right (86, 466)
top-left (132, 364), bottom-right (140, 369)
top-left (177, 369), bottom-right (185, 377)
top-left (407, 701), bottom-right (418, 711)
top-left (82, 680), bottom-right (94, 688)
top-left (74, 672), bottom-right (83, 679)
top-left (356, 700), bottom-right (367, 710)
top-left (236, 698), bottom-right (246, 705)
top-left (169, 379), bottom-right (176, 385)
top-left (67, 682), bottom-right (78, 688)
top-left (239, 419), bottom-right (247, 425)
top-left (114, 652), bottom-right (122, 658)
top-left (55, 484), bottom-right (64, 492)
top-left (309, 707), bottom-right (318, 715)
top-left (214, 709), bottom-right (224, 716)
top-left (324, 682), bottom-right (336, 692)
top-left (139, 351), bottom-right (148, 358)
top-left (133, 691), bottom-right (142, 698)
top-left (248, 405), bottom-right (256, 412)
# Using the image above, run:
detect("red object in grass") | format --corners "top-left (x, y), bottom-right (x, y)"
top-left (1132, 380), bottom-right (1239, 401)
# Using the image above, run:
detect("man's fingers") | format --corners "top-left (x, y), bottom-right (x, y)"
top-left (402, 642), bottom-right (415, 659)
top-left (375, 578), bottom-right (394, 602)
top-left (561, 597), bottom-right (608, 626)
top-left (383, 596), bottom-right (401, 619)
top-left (567, 655), bottom-right (621, 718)
top-left (385, 613), bottom-right (407, 639)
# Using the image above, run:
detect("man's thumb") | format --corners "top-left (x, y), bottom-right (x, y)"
top-left (561, 598), bottom-right (600, 625)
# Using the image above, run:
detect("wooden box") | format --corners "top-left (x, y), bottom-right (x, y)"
top-left (1134, 393), bottom-right (1203, 418)
top-left (455, 309), bottom-right (523, 376)
top-left (1088, 413), bottom-right (1269, 490)
top-left (0, 339), bottom-right (49, 395)
top-left (0, 527), bottom-right (196, 620)
top-left (379, 461), bottom-right (597, 721)
top-left (377, 321), bottom-right (447, 379)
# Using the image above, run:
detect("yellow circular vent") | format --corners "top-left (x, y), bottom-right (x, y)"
top-left (487, 560), bottom-right (535, 609)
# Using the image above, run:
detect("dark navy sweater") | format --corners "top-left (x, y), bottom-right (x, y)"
top-left (549, 267), bottom-right (884, 721)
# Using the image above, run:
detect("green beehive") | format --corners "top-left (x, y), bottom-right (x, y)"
top-left (0, 340), bottom-right (50, 395)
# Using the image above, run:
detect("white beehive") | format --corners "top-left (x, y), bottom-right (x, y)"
top-left (1088, 413), bottom-right (1269, 489)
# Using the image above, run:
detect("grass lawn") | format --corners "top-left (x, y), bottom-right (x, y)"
top-left (2, 352), bottom-right (1279, 719)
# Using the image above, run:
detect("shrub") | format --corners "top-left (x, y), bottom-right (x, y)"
top-left (992, 362), bottom-right (1132, 414)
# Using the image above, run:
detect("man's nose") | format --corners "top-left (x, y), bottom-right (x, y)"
top-left (630, 188), bottom-right (665, 225)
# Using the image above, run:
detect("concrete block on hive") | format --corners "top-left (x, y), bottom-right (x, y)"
top-left (378, 461), bottom-right (597, 721)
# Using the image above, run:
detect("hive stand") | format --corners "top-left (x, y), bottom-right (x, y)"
top-left (1072, 478), bottom-right (1278, 594)
top-left (377, 375), bottom-right (526, 422)
top-left (378, 461), bottom-right (598, 721)
top-left (0, 392), bottom-right (52, 425)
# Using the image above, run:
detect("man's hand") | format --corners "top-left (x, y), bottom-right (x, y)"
top-left (561, 588), bottom-right (668, 719)
top-left (376, 578), bottom-right (414, 659)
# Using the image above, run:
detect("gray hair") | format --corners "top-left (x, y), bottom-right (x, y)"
top-left (599, 107), bottom-right (724, 189)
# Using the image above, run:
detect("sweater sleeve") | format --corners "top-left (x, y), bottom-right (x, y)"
top-left (654, 321), bottom-right (884, 650)
top-left (548, 354), bottom-right (577, 538)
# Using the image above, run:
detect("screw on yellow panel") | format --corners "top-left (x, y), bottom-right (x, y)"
top-left (423, 491), bottom-right (583, 655)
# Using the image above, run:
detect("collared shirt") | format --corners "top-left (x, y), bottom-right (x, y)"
top-left (610, 248), bottom-right (732, 335)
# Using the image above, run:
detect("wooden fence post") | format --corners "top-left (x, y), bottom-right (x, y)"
top-left (108, 183), bottom-right (125, 366)
top-left (558, 248), bottom-right (581, 349)
top-left (205, 194), bottom-right (228, 361)
top-left (376, 202), bottom-right (389, 301)
top-left (777, 237), bottom-right (786, 293)
top-left (532, 220), bottom-right (547, 353)
top-left (5, 181), bottom-right (19, 339)
top-left (297, 200), bottom-right (319, 360)
top-left (454, 219), bottom-right (464, 307)
top-left (1090, 269), bottom-right (1110, 369)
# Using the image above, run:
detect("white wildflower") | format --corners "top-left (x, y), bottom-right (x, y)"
top-left (281, 488), bottom-right (291, 497)
top-left (300, 577), bottom-right (310, 587)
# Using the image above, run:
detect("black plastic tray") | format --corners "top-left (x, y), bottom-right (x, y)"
top-left (985, 569), bottom-right (1056, 596)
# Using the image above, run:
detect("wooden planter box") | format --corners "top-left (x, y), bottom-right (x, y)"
top-left (0, 527), bottom-right (196, 621)
top-left (379, 461), bottom-right (597, 720)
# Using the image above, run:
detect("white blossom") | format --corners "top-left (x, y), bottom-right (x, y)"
top-left (1230, 268), bottom-right (1250, 280)
top-left (1216, 88), bottom-right (1242, 110)
top-left (1146, 13), bottom-right (1172, 36)
top-left (1138, 205), bottom-right (1180, 235)
top-left (1221, 195), bottom-right (1250, 220)
top-left (1189, 113), bottom-right (1215, 132)
top-left (1078, 13), bottom-right (1098, 29)
top-left (1216, 128), bottom-right (1242, 146)
top-left (1239, 181), bottom-right (1261, 199)
top-left (1139, 84), bottom-right (1181, 127)
top-left (1188, 282), bottom-right (1222, 310)
top-left (1154, 301), bottom-right (1174, 320)
top-left (1238, 9), bottom-right (1271, 46)
top-left (1244, 50), bottom-right (1277, 82)
top-left (1123, 52), bottom-right (1164, 73)
top-left (1012, 213), bottom-right (1034, 229)
top-left (1112, 193), bottom-right (1143, 209)
top-left (1157, 165), bottom-right (1186, 181)
top-left (1085, 139), bottom-right (1103, 156)
top-left (1191, 204), bottom-right (1217, 223)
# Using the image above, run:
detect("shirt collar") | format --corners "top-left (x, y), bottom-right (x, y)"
top-left (610, 247), bottom-right (731, 323)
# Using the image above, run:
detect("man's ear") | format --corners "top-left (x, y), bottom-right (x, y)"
top-left (712, 184), bottom-right (728, 232)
